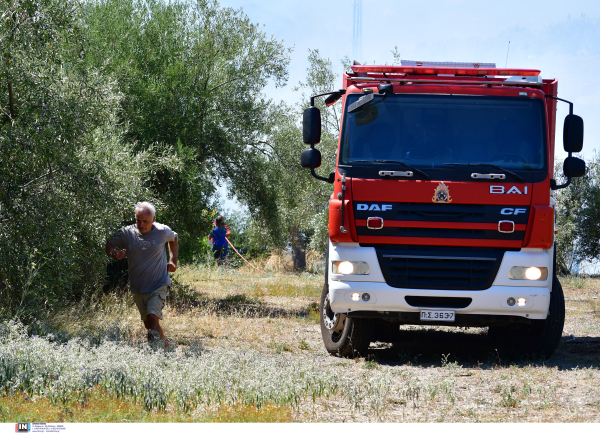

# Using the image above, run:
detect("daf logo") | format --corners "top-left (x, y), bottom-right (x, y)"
top-left (501, 208), bottom-right (527, 215)
top-left (357, 204), bottom-right (393, 211)
top-left (490, 185), bottom-right (529, 194)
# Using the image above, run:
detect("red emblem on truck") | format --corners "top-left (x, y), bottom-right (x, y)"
top-left (432, 182), bottom-right (452, 203)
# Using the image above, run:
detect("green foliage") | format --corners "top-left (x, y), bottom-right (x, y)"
top-left (0, 0), bottom-right (152, 319)
top-left (239, 50), bottom-right (341, 268)
top-left (83, 0), bottom-right (291, 261)
top-left (554, 153), bottom-right (600, 274)
top-left (1, 0), bottom-right (294, 319)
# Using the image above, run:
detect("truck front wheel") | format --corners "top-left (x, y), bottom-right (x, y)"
top-left (320, 284), bottom-right (372, 357)
top-left (488, 276), bottom-right (565, 360)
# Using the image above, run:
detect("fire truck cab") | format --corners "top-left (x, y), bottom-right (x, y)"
top-left (301, 61), bottom-right (585, 360)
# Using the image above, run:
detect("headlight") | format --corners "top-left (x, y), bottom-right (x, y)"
top-left (332, 261), bottom-right (370, 275)
top-left (509, 266), bottom-right (548, 280)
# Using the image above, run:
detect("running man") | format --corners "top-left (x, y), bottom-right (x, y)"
top-left (105, 202), bottom-right (178, 346)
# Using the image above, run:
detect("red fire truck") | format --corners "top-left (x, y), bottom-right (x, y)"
top-left (301, 60), bottom-right (585, 360)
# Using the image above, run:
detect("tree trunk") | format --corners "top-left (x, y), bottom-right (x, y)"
top-left (8, 81), bottom-right (15, 118)
top-left (290, 226), bottom-right (306, 271)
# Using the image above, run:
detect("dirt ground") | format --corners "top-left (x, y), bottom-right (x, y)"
top-left (135, 268), bottom-right (600, 422)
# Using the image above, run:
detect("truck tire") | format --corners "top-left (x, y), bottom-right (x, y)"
top-left (488, 276), bottom-right (565, 360)
top-left (320, 283), bottom-right (372, 357)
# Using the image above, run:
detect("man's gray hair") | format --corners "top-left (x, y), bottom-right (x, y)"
top-left (135, 201), bottom-right (156, 218)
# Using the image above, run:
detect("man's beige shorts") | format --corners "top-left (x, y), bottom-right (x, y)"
top-left (132, 285), bottom-right (169, 321)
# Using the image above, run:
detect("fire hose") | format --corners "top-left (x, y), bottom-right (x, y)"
top-left (225, 237), bottom-right (267, 274)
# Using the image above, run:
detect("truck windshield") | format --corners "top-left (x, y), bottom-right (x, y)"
top-left (340, 94), bottom-right (546, 171)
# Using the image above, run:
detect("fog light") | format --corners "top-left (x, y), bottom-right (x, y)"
top-left (509, 266), bottom-right (548, 280)
top-left (332, 261), bottom-right (370, 275)
top-left (362, 293), bottom-right (370, 302)
top-left (351, 293), bottom-right (360, 302)
top-left (507, 297), bottom-right (516, 306)
top-left (517, 297), bottom-right (527, 307)
top-left (338, 261), bottom-right (354, 275)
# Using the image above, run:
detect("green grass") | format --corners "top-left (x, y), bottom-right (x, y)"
top-left (0, 390), bottom-right (198, 422)
top-left (224, 293), bottom-right (256, 304)
top-left (0, 390), bottom-right (294, 423)
top-left (363, 360), bottom-right (379, 370)
top-left (307, 301), bottom-right (320, 324)
top-left (298, 339), bottom-right (310, 350)
top-left (267, 341), bottom-right (293, 353)
top-left (249, 281), bottom-right (321, 298)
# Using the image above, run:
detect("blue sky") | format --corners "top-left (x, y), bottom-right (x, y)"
top-left (217, 0), bottom-right (599, 210)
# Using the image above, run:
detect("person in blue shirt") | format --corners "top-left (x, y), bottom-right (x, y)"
top-left (208, 215), bottom-right (231, 266)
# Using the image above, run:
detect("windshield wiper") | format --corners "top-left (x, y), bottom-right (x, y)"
top-left (351, 160), bottom-right (430, 179)
top-left (442, 163), bottom-right (524, 182)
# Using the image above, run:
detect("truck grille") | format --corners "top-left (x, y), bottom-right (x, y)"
top-left (354, 202), bottom-right (529, 244)
top-left (374, 245), bottom-right (506, 290)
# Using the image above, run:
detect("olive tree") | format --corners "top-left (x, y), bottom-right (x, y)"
top-left (554, 153), bottom-right (600, 274)
top-left (0, 0), bottom-right (153, 319)
top-left (242, 50), bottom-right (341, 270)
top-left (82, 0), bottom-right (291, 260)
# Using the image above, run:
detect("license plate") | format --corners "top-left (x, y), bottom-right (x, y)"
top-left (420, 310), bottom-right (455, 322)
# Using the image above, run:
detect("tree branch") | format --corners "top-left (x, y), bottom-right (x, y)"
top-left (19, 169), bottom-right (58, 188)
top-left (2, 103), bottom-right (42, 125)
top-left (208, 56), bottom-right (269, 92)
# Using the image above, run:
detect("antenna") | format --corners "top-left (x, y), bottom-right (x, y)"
top-left (352, 0), bottom-right (362, 61)
top-left (505, 41), bottom-right (511, 68)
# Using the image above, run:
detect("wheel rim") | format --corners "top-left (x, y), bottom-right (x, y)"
top-left (322, 293), bottom-right (346, 342)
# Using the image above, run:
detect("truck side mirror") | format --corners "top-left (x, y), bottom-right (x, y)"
top-left (300, 148), bottom-right (322, 169)
top-left (303, 106), bottom-right (321, 144)
top-left (324, 91), bottom-right (343, 107)
top-left (564, 114), bottom-right (584, 153)
top-left (563, 156), bottom-right (586, 178)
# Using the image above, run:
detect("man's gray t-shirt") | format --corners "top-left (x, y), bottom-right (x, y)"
top-left (108, 223), bottom-right (177, 293)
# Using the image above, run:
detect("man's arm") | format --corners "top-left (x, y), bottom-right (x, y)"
top-left (167, 236), bottom-right (178, 272)
top-left (105, 241), bottom-right (126, 260)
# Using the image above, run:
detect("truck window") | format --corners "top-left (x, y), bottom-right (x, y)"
top-left (340, 94), bottom-right (546, 171)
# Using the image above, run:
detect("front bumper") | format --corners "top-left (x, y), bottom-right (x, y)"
top-left (328, 242), bottom-right (553, 321)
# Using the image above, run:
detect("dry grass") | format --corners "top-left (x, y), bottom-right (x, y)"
top-left (175, 262), bottom-right (322, 297)
top-left (561, 275), bottom-right (600, 338)
top-left (8, 266), bottom-right (600, 422)
top-left (209, 403), bottom-right (294, 422)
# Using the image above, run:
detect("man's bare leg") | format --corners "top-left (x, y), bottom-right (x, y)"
top-left (143, 314), bottom-right (167, 345)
